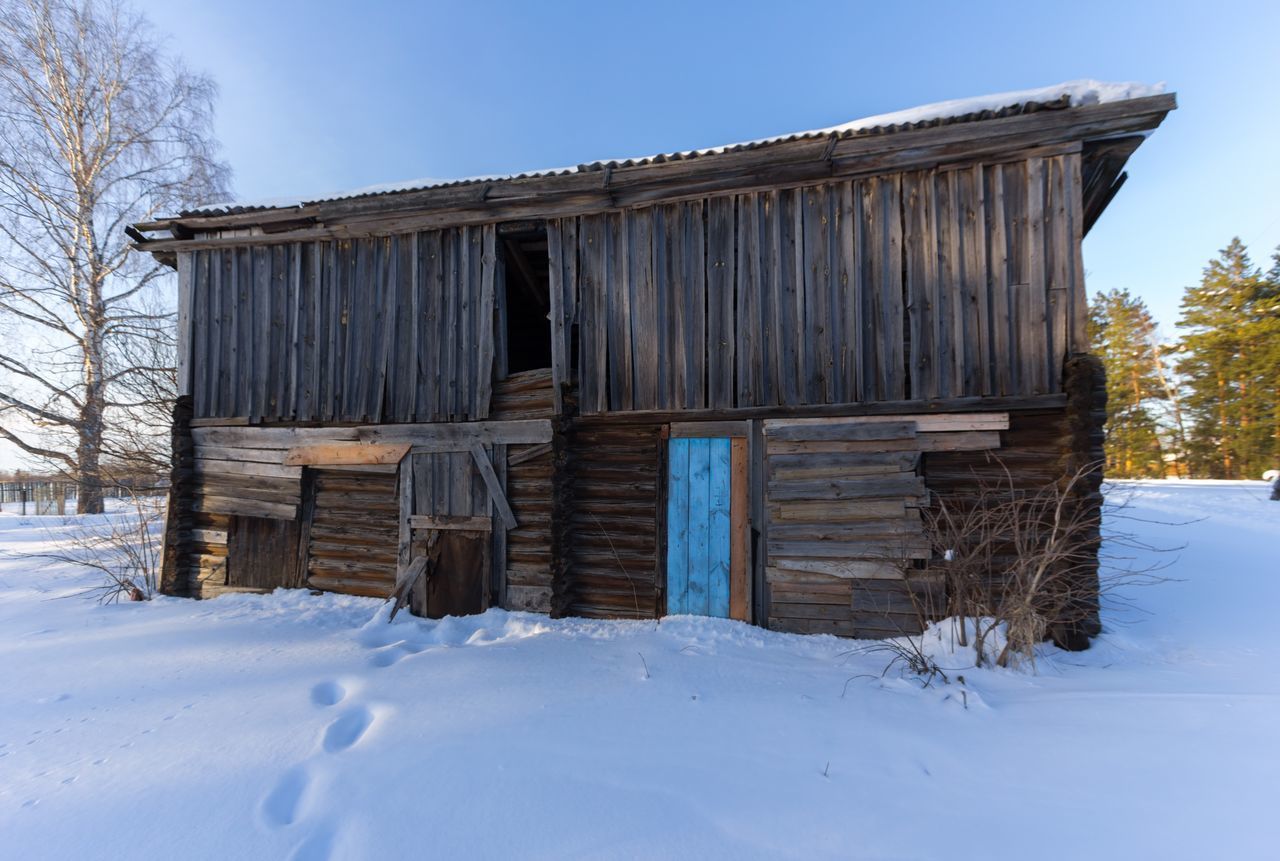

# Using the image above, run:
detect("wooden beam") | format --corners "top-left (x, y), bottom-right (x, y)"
top-left (918, 430), bottom-right (1001, 452)
top-left (190, 420), bottom-right (551, 450)
top-left (388, 555), bottom-right (429, 621)
top-left (193, 459), bottom-right (302, 480)
top-left (762, 412), bottom-right (1008, 434)
top-left (766, 420), bottom-right (917, 442)
top-left (670, 420), bottom-right (751, 439)
top-left (409, 515), bottom-right (493, 532)
top-left (506, 442), bottom-right (552, 467)
top-left (192, 425), bottom-right (360, 448)
top-left (396, 458), bottom-right (413, 591)
top-left (283, 442), bottom-right (410, 466)
top-left (176, 253), bottom-right (194, 397)
top-left (190, 416), bottom-right (251, 427)
top-left (575, 395), bottom-right (1062, 427)
top-left (469, 444), bottom-right (517, 531)
top-left (192, 496), bottom-right (297, 521)
top-left (360, 419), bottom-right (552, 447)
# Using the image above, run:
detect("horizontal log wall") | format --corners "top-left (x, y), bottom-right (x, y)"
top-left (762, 418), bottom-right (938, 638)
top-left (305, 468), bottom-right (399, 597)
top-left (187, 224), bottom-right (496, 423)
top-left (561, 423), bottom-right (664, 619)
top-left (491, 370), bottom-right (556, 614)
top-left (556, 152), bottom-right (1086, 416)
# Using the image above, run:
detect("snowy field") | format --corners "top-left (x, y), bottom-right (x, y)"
top-left (1, 482), bottom-right (1277, 860)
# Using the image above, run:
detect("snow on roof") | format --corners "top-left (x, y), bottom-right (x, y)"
top-left (185, 79), bottom-right (1165, 218)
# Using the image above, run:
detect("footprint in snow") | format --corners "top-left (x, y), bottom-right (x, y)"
top-left (368, 641), bottom-right (423, 668)
top-left (321, 706), bottom-right (375, 754)
top-left (260, 765), bottom-right (312, 829)
top-left (288, 824), bottom-right (337, 861)
top-left (309, 681), bottom-right (346, 708)
top-left (368, 649), bottom-right (404, 669)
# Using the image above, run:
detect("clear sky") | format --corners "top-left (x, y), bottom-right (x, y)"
top-left (3, 0), bottom-right (1279, 471)
top-left (142, 0), bottom-right (1280, 333)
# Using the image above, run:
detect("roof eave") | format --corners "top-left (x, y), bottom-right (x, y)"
top-left (130, 93), bottom-right (1174, 252)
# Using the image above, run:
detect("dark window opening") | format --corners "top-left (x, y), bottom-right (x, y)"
top-left (498, 222), bottom-right (552, 375)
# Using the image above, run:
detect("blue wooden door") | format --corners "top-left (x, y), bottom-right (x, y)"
top-left (666, 437), bottom-right (732, 617)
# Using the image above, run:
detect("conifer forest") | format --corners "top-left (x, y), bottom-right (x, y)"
top-left (1090, 239), bottom-right (1280, 478)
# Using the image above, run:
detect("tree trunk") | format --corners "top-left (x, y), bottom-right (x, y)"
top-left (77, 315), bottom-right (107, 515)
top-left (76, 422), bottom-right (104, 514)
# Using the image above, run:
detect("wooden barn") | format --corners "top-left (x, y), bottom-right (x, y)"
top-left (130, 83), bottom-right (1174, 645)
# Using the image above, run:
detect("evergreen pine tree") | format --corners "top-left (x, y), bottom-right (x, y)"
top-left (1089, 289), bottom-right (1168, 477)
top-left (1175, 239), bottom-right (1279, 478)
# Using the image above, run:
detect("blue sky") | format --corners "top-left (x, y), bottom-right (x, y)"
top-left (144, 0), bottom-right (1280, 333)
top-left (3, 0), bottom-right (1276, 472)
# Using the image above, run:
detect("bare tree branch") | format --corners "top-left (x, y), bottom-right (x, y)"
top-left (0, 0), bottom-right (229, 512)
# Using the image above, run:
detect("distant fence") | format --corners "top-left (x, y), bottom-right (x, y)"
top-left (0, 481), bottom-right (164, 515)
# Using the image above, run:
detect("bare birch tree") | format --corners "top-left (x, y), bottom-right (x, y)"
top-left (0, 0), bottom-right (228, 512)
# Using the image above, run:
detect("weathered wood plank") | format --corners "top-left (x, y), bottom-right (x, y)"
top-left (193, 459), bottom-right (302, 480)
top-left (628, 208), bottom-right (658, 410)
top-left (765, 420), bottom-right (916, 442)
top-left (1046, 155), bottom-right (1071, 377)
top-left (578, 214), bottom-right (607, 414)
top-left (360, 419), bottom-right (552, 447)
top-left (176, 252), bottom-right (194, 397)
top-left (409, 515), bottom-right (492, 532)
top-left (477, 225), bottom-right (497, 419)
top-left (706, 195), bottom-right (736, 409)
top-left (1067, 152), bottom-right (1089, 353)
top-left (680, 200), bottom-right (707, 408)
top-left (470, 443), bottom-right (517, 531)
top-left (605, 211), bottom-right (633, 411)
top-left (767, 540), bottom-right (930, 560)
top-left (767, 559), bottom-right (904, 580)
top-left (955, 165), bottom-right (987, 397)
top-left (736, 192), bottom-right (762, 406)
top-left (986, 165), bottom-right (1012, 395)
top-left (193, 426), bottom-right (360, 448)
top-left (835, 181), bottom-right (858, 403)
top-left (192, 495), bottom-right (297, 521)
top-left (655, 203), bottom-right (678, 407)
top-left (769, 499), bottom-right (912, 522)
top-left (904, 170), bottom-right (937, 400)
top-left (762, 412), bottom-right (1008, 432)
top-left (766, 475), bottom-right (925, 501)
top-left (547, 219), bottom-right (568, 414)
top-left (758, 190), bottom-right (780, 406)
top-left (801, 183), bottom-right (833, 403)
top-left (670, 421), bottom-right (751, 439)
top-left (766, 450), bottom-right (920, 471)
top-left (1024, 157), bottom-right (1049, 394)
top-left (284, 443), bottom-right (410, 466)
top-left (506, 442), bottom-right (552, 467)
top-left (250, 246), bottom-right (270, 421)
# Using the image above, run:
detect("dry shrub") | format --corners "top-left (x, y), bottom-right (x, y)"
top-left (920, 459), bottom-right (1171, 670)
top-left (30, 490), bottom-right (167, 603)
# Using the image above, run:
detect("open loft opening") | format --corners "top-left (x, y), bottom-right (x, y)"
top-left (497, 221), bottom-right (552, 377)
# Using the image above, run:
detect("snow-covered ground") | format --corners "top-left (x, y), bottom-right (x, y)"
top-left (1, 482), bottom-right (1276, 860)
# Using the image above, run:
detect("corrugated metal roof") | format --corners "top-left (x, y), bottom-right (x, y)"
top-left (179, 80), bottom-right (1164, 218)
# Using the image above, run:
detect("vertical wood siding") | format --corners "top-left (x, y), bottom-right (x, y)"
top-left (190, 226), bottom-right (497, 422)
top-left (560, 153), bottom-right (1085, 415)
